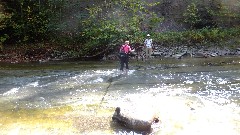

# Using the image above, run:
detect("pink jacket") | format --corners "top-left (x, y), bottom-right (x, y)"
top-left (120, 44), bottom-right (131, 54)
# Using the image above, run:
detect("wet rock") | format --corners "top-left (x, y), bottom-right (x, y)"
top-left (237, 51), bottom-right (240, 55)
top-left (112, 107), bottom-right (159, 132)
top-left (172, 52), bottom-right (187, 59)
top-left (194, 52), bottom-right (207, 58)
top-left (210, 52), bottom-right (218, 57)
top-left (151, 51), bottom-right (162, 57)
top-left (236, 48), bottom-right (240, 55)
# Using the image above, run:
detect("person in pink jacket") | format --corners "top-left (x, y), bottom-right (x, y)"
top-left (119, 41), bottom-right (134, 71)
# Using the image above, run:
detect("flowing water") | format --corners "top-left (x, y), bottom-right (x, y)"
top-left (0, 57), bottom-right (240, 135)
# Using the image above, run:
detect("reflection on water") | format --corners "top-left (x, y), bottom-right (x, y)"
top-left (0, 57), bottom-right (240, 134)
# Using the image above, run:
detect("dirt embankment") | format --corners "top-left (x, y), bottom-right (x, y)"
top-left (0, 44), bottom-right (80, 63)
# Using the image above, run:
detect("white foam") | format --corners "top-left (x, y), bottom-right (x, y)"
top-left (3, 87), bottom-right (20, 96)
top-left (26, 82), bottom-right (39, 87)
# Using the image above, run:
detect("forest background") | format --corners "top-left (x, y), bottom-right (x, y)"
top-left (0, 0), bottom-right (240, 62)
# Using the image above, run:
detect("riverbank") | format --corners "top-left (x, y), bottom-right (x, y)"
top-left (0, 44), bottom-right (77, 63)
top-left (0, 44), bottom-right (240, 63)
top-left (106, 45), bottom-right (240, 60)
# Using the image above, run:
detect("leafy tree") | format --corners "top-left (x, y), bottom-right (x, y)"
top-left (79, 0), bottom-right (162, 57)
top-left (183, 2), bottom-right (201, 29)
top-left (2, 0), bottom-right (52, 44)
top-left (0, 10), bottom-right (10, 48)
top-left (183, 0), bottom-right (240, 29)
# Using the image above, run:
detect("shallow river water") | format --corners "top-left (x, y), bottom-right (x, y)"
top-left (0, 57), bottom-right (240, 135)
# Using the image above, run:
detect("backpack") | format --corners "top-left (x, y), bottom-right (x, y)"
top-left (119, 45), bottom-right (128, 58)
top-left (120, 45), bottom-right (125, 53)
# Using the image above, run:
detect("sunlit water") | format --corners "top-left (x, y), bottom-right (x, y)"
top-left (0, 57), bottom-right (239, 135)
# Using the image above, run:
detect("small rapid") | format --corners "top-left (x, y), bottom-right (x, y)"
top-left (0, 57), bottom-right (239, 134)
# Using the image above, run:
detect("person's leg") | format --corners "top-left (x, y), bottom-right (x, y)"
top-left (145, 48), bottom-right (149, 59)
top-left (125, 56), bottom-right (129, 70)
top-left (148, 48), bottom-right (151, 58)
top-left (141, 47), bottom-right (145, 61)
top-left (120, 57), bottom-right (124, 71)
top-left (149, 48), bottom-right (153, 58)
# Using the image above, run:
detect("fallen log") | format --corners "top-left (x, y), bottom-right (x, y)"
top-left (112, 107), bottom-right (159, 132)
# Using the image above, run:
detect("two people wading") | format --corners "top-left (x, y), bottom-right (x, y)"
top-left (118, 34), bottom-right (153, 72)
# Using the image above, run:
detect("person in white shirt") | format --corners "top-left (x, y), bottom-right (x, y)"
top-left (144, 34), bottom-right (153, 59)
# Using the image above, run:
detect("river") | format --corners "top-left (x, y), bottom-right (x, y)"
top-left (0, 57), bottom-right (240, 135)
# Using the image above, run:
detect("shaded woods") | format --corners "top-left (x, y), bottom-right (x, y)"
top-left (0, 0), bottom-right (240, 62)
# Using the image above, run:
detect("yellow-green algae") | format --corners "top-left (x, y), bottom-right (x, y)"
top-left (0, 103), bottom-right (116, 134)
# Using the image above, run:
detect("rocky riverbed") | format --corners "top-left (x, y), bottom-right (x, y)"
top-left (0, 45), bottom-right (240, 63)
top-left (106, 45), bottom-right (240, 60)
top-left (152, 45), bottom-right (240, 59)
top-left (0, 58), bottom-right (240, 134)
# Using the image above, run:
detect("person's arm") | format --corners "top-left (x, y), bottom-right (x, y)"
top-left (120, 45), bottom-right (124, 52)
top-left (151, 39), bottom-right (153, 49)
top-left (144, 39), bottom-right (147, 47)
top-left (129, 46), bottom-right (135, 52)
top-left (131, 48), bottom-right (135, 52)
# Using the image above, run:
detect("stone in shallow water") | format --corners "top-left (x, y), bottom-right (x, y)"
top-left (112, 107), bottom-right (159, 132)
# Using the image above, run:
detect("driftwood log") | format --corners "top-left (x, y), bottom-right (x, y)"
top-left (112, 107), bottom-right (159, 131)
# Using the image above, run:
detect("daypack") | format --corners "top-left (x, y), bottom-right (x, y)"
top-left (119, 45), bottom-right (129, 58)
top-left (120, 45), bottom-right (129, 54)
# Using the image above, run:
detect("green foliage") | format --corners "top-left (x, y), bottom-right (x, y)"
top-left (79, 0), bottom-right (162, 55)
top-left (1, 0), bottom-right (240, 59)
top-left (0, 12), bottom-right (11, 29)
top-left (154, 27), bottom-right (240, 46)
top-left (183, 3), bottom-right (201, 29)
top-left (0, 9), bottom-right (11, 46)
top-left (2, 0), bottom-right (52, 44)
top-left (182, 0), bottom-right (240, 29)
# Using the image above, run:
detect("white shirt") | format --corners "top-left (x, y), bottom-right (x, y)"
top-left (144, 38), bottom-right (152, 48)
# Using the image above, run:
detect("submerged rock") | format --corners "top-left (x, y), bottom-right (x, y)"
top-left (112, 107), bottom-right (159, 132)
